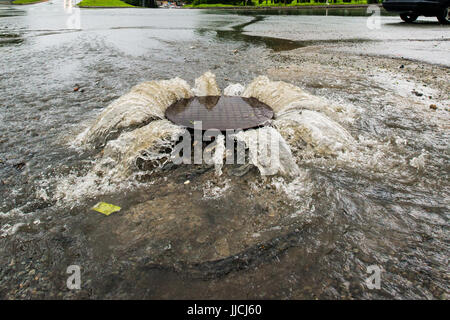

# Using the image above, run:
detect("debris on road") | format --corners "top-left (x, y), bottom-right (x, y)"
top-left (92, 202), bottom-right (121, 216)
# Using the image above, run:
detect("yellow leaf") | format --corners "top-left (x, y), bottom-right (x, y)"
top-left (92, 202), bottom-right (121, 216)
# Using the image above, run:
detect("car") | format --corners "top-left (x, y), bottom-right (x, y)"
top-left (382, 0), bottom-right (450, 24)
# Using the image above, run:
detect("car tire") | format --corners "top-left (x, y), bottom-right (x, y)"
top-left (400, 13), bottom-right (419, 23)
top-left (436, 7), bottom-right (449, 24)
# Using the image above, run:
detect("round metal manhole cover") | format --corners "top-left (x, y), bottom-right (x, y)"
top-left (165, 96), bottom-right (274, 130)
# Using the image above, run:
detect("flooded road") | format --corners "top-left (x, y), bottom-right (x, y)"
top-left (0, 1), bottom-right (449, 299)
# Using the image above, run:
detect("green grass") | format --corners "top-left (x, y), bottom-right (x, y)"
top-left (13, 0), bottom-right (46, 4)
top-left (78, 0), bottom-right (135, 7)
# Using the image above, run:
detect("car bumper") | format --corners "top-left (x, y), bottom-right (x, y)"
top-left (382, 1), bottom-right (444, 14)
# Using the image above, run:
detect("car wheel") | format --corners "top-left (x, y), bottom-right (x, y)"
top-left (400, 13), bottom-right (419, 23)
top-left (436, 7), bottom-right (449, 24)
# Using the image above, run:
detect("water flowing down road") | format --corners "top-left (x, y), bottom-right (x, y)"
top-left (0, 1), bottom-right (449, 299)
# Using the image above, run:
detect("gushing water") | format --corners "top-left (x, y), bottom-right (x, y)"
top-left (192, 71), bottom-right (221, 97)
top-left (77, 78), bottom-right (193, 147)
top-left (275, 110), bottom-right (355, 156)
top-left (1, 61), bottom-right (448, 299)
top-left (58, 72), bottom-right (362, 203)
top-left (234, 127), bottom-right (300, 176)
top-left (102, 119), bottom-right (187, 177)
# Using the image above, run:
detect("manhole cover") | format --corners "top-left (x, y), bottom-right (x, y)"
top-left (165, 96), bottom-right (274, 130)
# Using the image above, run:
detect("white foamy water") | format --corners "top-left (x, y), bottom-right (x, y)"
top-left (102, 119), bottom-right (186, 177)
top-left (234, 127), bottom-right (300, 177)
top-left (410, 151), bottom-right (427, 171)
top-left (202, 179), bottom-right (231, 200)
top-left (275, 109), bottom-right (356, 156)
top-left (240, 76), bottom-right (419, 182)
top-left (77, 77), bottom-right (193, 147)
top-left (193, 71), bottom-right (221, 96)
top-left (243, 75), bottom-right (358, 125)
top-left (224, 83), bottom-right (245, 96)
top-left (211, 134), bottom-right (226, 176)
top-left (52, 73), bottom-right (222, 207)
top-left (51, 120), bottom-right (186, 206)
top-left (51, 73), bottom-right (377, 210)
top-left (51, 164), bottom-right (130, 206)
top-left (242, 76), bottom-right (328, 115)
top-left (271, 172), bottom-right (313, 204)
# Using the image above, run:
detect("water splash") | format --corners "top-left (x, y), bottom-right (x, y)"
top-left (410, 151), bottom-right (427, 171)
top-left (51, 164), bottom-right (129, 206)
top-left (212, 134), bottom-right (226, 176)
top-left (102, 119), bottom-right (187, 178)
top-left (71, 73), bottom-right (360, 183)
top-left (54, 120), bottom-right (185, 204)
top-left (58, 73), bottom-right (363, 206)
top-left (202, 179), bottom-right (231, 200)
top-left (224, 83), bottom-right (245, 96)
top-left (242, 75), bottom-right (358, 124)
top-left (78, 77), bottom-right (193, 147)
top-left (193, 71), bottom-right (221, 97)
top-left (234, 127), bottom-right (299, 177)
top-left (275, 109), bottom-right (356, 156)
top-left (242, 76), bottom-right (328, 116)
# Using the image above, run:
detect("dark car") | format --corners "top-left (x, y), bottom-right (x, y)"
top-left (383, 0), bottom-right (450, 23)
